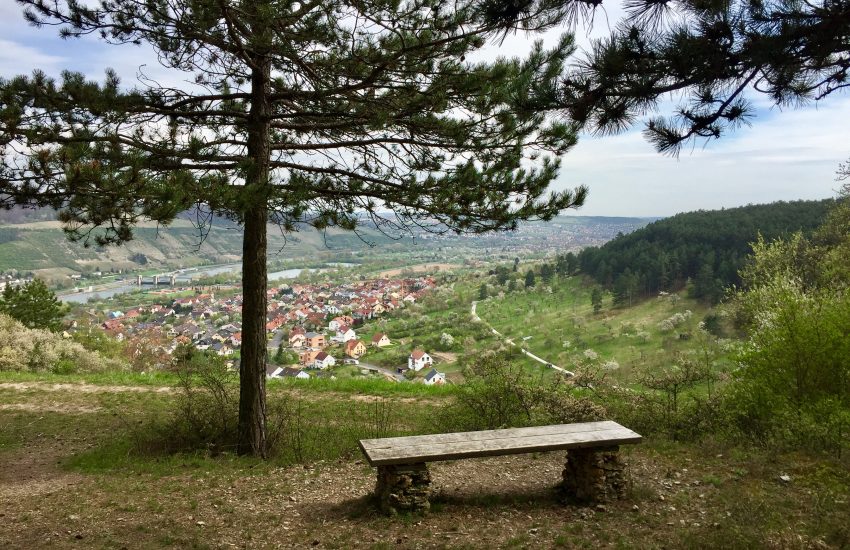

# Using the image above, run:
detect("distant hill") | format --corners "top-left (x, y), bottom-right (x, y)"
top-left (0, 207), bottom-right (400, 280)
top-left (0, 206), bottom-right (657, 280)
top-left (577, 199), bottom-right (835, 304)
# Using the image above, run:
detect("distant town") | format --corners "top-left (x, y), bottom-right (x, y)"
top-left (80, 274), bottom-right (446, 384)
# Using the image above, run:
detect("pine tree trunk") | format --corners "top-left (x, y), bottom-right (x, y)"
top-left (237, 57), bottom-right (272, 457)
top-left (238, 206), bottom-right (269, 457)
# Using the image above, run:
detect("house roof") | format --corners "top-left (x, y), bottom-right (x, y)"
top-left (282, 367), bottom-right (308, 378)
top-left (424, 368), bottom-right (443, 381)
top-left (410, 349), bottom-right (427, 360)
top-left (344, 339), bottom-right (363, 351)
top-left (371, 333), bottom-right (387, 343)
top-left (315, 351), bottom-right (329, 361)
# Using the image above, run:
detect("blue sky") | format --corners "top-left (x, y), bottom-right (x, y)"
top-left (2, 2), bottom-right (848, 217)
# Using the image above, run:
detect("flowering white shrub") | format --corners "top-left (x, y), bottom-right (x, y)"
top-left (657, 310), bottom-right (694, 332)
top-left (439, 332), bottom-right (455, 347)
top-left (583, 348), bottom-right (598, 360)
top-left (601, 360), bottom-right (620, 370)
top-left (0, 314), bottom-right (125, 373)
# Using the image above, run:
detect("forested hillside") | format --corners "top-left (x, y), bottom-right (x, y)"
top-left (577, 200), bottom-right (834, 304)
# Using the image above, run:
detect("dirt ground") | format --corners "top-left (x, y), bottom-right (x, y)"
top-left (1, 382), bottom-right (848, 549)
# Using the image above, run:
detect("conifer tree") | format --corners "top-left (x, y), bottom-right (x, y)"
top-left (0, 0), bottom-right (587, 456)
top-left (0, 279), bottom-right (66, 331)
top-left (553, 0), bottom-right (850, 153)
top-left (591, 287), bottom-right (602, 313)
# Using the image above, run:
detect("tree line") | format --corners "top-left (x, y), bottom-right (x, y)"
top-left (576, 200), bottom-right (834, 305)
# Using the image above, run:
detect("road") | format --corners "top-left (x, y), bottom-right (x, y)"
top-left (269, 329), bottom-right (286, 351)
top-left (471, 300), bottom-right (574, 377)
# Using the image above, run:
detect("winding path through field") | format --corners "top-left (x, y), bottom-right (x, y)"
top-left (471, 301), bottom-right (574, 377)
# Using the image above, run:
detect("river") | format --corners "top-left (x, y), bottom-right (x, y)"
top-left (58, 262), bottom-right (353, 303)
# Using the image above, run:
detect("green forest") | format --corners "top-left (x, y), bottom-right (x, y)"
top-left (575, 200), bottom-right (834, 304)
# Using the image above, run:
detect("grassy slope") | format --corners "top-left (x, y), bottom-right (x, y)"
top-left (0, 219), bottom-right (399, 275)
top-left (0, 374), bottom-right (847, 549)
top-left (475, 276), bottom-right (731, 385)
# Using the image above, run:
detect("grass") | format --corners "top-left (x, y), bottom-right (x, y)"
top-left (475, 276), bottom-right (733, 386)
top-left (1, 374), bottom-right (848, 549)
top-left (0, 369), bottom-right (181, 386)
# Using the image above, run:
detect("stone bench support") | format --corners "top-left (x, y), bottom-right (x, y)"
top-left (561, 445), bottom-right (626, 503)
top-left (360, 421), bottom-right (640, 515)
top-left (375, 462), bottom-right (432, 515)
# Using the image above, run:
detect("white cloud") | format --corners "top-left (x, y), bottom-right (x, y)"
top-left (556, 96), bottom-right (850, 216)
top-left (0, 38), bottom-right (66, 74)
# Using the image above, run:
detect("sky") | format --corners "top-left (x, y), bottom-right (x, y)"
top-left (1, 2), bottom-right (848, 218)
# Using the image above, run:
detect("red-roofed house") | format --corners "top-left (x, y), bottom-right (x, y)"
top-left (371, 333), bottom-right (391, 348)
top-left (408, 349), bottom-right (433, 372)
top-left (344, 339), bottom-right (367, 359)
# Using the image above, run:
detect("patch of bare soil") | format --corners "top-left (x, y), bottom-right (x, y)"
top-left (0, 439), bottom-right (83, 503)
top-left (349, 394), bottom-right (421, 404)
top-left (0, 382), bottom-right (174, 394)
top-left (1, 439), bottom-right (848, 549)
top-left (430, 351), bottom-right (458, 363)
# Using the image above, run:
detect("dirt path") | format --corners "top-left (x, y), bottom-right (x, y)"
top-left (0, 382), bottom-right (175, 394)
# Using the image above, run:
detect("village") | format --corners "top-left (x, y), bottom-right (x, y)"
top-left (88, 274), bottom-right (448, 385)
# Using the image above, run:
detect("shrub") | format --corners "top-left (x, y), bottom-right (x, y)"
top-left (0, 313), bottom-right (125, 373)
top-left (437, 354), bottom-right (607, 432)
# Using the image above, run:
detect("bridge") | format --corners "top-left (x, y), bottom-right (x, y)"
top-left (135, 274), bottom-right (194, 286)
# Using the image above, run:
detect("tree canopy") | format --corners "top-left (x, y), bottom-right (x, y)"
top-left (554, 0), bottom-right (850, 154)
top-left (0, 279), bottom-right (66, 331)
top-left (0, 0), bottom-right (588, 456)
top-left (577, 199), bottom-right (833, 303)
top-left (730, 189), bottom-right (850, 452)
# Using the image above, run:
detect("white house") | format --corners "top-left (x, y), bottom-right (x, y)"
top-left (423, 368), bottom-right (446, 385)
top-left (313, 352), bottom-right (336, 369)
top-left (282, 367), bottom-right (311, 380)
top-left (289, 332), bottom-right (306, 348)
top-left (371, 333), bottom-right (391, 347)
top-left (408, 349), bottom-right (433, 372)
top-left (331, 325), bottom-right (357, 343)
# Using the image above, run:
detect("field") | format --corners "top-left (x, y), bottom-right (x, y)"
top-left (1, 373), bottom-right (848, 549)
top-left (474, 276), bottom-right (731, 386)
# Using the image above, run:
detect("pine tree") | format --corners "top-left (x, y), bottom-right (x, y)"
top-left (0, 279), bottom-right (66, 331)
top-left (613, 268), bottom-right (638, 308)
top-left (565, 252), bottom-right (578, 275)
top-left (553, 0), bottom-right (850, 154)
top-left (524, 269), bottom-right (536, 288)
top-left (591, 287), bottom-right (602, 314)
top-left (0, 0), bottom-right (587, 456)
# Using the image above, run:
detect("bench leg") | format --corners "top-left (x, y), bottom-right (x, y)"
top-left (375, 463), bottom-right (431, 515)
top-left (561, 446), bottom-right (626, 504)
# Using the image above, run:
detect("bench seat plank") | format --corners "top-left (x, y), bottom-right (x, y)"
top-left (359, 421), bottom-right (641, 466)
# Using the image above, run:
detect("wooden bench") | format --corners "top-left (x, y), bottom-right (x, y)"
top-left (359, 420), bottom-right (642, 514)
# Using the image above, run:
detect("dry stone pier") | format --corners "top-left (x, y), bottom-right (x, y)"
top-left (561, 445), bottom-right (627, 503)
top-left (374, 463), bottom-right (432, 515)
